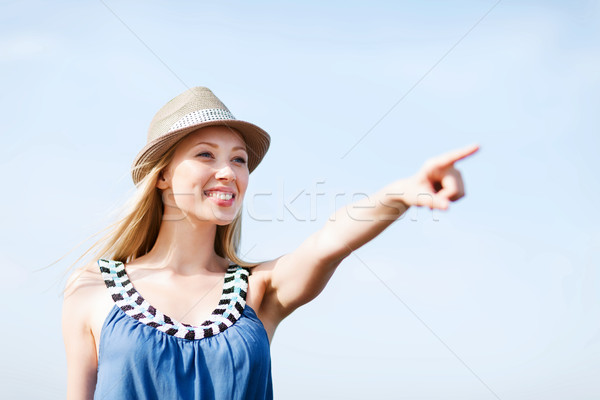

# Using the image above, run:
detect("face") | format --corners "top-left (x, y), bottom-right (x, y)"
top-left (157, 125), bottom-right (249, 225)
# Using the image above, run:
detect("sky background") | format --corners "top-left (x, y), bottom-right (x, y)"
top-left (1, 0), bottom-right (599, 399)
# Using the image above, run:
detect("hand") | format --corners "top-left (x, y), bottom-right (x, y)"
top-left (402, 144), bottom-right (480, 210)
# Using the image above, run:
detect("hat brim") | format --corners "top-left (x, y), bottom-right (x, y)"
top-left (131, 119), bottom-right (270, 185)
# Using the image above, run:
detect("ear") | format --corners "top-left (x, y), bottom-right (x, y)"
top-left (156, 169), bottom-right (170, 190)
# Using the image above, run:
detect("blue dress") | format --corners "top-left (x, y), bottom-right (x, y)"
top-left (93, 259), bottom-right (273, 400)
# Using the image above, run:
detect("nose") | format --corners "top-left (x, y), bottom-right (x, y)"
top-left (215, 164), bottom-right (236, 182)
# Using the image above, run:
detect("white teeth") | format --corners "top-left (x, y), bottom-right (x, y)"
top-left (206, 192), bottom-right (233, 200)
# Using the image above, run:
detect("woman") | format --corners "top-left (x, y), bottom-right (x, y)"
top-left (62, 87), bottom-right (479, 399)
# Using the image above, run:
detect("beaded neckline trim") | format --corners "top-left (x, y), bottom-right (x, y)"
top-left (98, 258), bottom-right (249, 340)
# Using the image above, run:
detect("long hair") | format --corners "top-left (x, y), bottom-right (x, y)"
top-left (63, 136), bottom-right (260, 294)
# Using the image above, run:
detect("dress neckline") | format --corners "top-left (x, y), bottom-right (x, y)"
top-left (98, 258), bottom-right (250, 340)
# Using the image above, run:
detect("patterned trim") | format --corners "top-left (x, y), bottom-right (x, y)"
top-left (167, 108), bottom-right (236, 133)
top-left (97, 259), bottom-right (249, 340)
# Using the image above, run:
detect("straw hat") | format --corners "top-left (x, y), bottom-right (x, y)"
top-left (131, 87), bottom-right (271, 185)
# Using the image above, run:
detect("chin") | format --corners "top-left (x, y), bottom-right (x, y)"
top-left (212, 213), bottom-right (238, 226)
top-left (214, 218), bottom-right (235, 226)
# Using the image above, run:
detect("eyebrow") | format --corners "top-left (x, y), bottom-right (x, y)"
top-left (194, 142), bottom-right (247, 152)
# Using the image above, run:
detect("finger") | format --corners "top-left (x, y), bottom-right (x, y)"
top-left (431, 195), bottom-right (450, 210)
top-left (414, 192), bottom-right (449, 210)
top-left (433, 143), bottom-right (480, 168)
top-left (436, 169), bottom-right (464, 201)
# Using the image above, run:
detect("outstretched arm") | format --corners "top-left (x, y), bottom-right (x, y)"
top-left (256, 144), bottom-right (480, 327)
top-left (317, 143), bottom-right (480, 260)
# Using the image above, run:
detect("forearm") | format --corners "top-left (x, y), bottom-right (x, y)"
top-left (318, 178), bottom-right (411, 262)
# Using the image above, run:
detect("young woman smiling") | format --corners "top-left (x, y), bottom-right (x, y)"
top-left (62, 87), bottom-right (479, 400)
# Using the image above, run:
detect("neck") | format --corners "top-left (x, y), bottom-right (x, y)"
top-left (143, 217), bottom-right (228, 276)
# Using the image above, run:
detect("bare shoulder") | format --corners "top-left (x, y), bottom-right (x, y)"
top-left (64, 260), bottom-right (105, 299)
top-left (244, 258), bottom-right (272, 311)
top-left (247, 255), bottom-right (282, 299)
top-left (245, 247), bottom-right (344, 338)
top-left (245, 256), bottom-right (289, 340)
top-left (62, 260), bottom-right (109, 329)
top-left (250, 255), bottom-right (282, 276)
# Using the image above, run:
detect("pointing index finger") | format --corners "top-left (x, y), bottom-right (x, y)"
top-left (435, 143), bottom-right (480, 167)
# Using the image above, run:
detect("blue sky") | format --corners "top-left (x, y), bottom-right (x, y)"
top-left (1, 1), bottom-right (599, 398)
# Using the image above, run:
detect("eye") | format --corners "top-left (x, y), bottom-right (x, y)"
top-left (196, 152), bottom-right (246, 164)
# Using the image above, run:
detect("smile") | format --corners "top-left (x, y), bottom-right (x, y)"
top-left (204, 191), bottom-right (235, 201)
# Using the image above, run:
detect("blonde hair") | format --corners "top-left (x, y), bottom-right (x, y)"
top-left (62, 135), bottom-right (261, 294)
